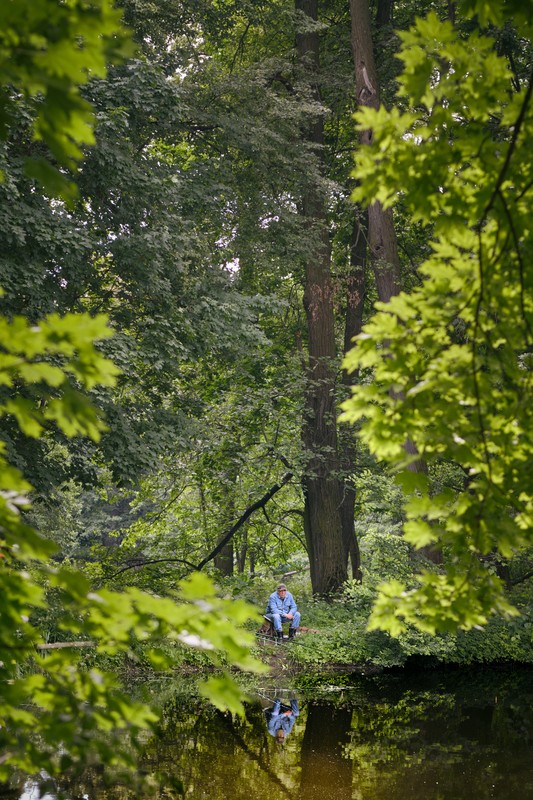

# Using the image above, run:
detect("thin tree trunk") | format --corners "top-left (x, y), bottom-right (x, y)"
top-left (448, 1), bottom-right (457, 24)
top-left (215, 471), bottom-right (237, 577)
top-left (376, 0), bottom-right (394, 27)
top-left (349, 0), bottom-right (441, 562)
top-left (339, 212), bottom-right (367, 580)
top-left (214, 536), bottom-right (234, 576)
top-left (236, 528), bottom-right (247, 573)
top-left (350, 0), bottom-right (401, 302)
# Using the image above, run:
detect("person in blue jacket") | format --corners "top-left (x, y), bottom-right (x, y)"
top-left (264, 698), bottom-right (299, 742)
top-left (265, 583), bottom-right (301, 640)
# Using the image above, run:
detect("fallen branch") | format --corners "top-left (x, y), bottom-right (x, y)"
top-left (36, 641), bottom-right (94, 651)
top-left (282, 566), bottom-right (310, 579)
top-left (100, 473), bottom-right (294, 582)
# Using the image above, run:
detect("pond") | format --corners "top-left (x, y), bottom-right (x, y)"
top-left (13, 666), bottom-right (533, 800)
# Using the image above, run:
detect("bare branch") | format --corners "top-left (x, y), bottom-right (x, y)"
top-left (195, 472), bottom-right (294, 570)
top-left (104, 557), bottom-right (197, 581)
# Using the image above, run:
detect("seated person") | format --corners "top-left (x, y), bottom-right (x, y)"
top-left (264, 698), bottom-right (299, 743)
top-left (265, 583), bottom-right (301, 639)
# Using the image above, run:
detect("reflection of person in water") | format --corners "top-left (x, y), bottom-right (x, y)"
top-left (264, 698), bottom-right (299, 743)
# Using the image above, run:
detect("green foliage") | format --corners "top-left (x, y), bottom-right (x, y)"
top-left (0, 315), bottom-right (266, 784)
top-left (362, 527), bottom-right (422, 584)
top-left (340, 669), bottom-right (533, 797)
top-left (0, 13), bottom-right (310, 492)
top-left (353, 468), bottom-right (406, 525)
top-left (0, 0), bottom-right (132, 198)
top-left (0, 311), bottom-right (119, 441)
top-left (291, 589), bottom-right (532, 672)
top-left (460, 0), bottom-right (533, 33)
top-left (288, 526), bottom-right (532, 671)
top-left (341, 4), bottom-right (533, 634)
top-left (290, 596), bottom-right (455, 671)
top-left (450, 611), bottom-right (533, 664)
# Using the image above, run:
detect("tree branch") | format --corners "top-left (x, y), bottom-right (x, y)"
top-left (194, 472), bottom-right (293, 570)
top-left (104, 557), bottom-right (198, 581)
top-left (510, 569), bottom-right (533, 587)
top-left (483, 66), bottom-right (533, 219)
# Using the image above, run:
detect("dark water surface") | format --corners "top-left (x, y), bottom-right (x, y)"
top-left (17, 666), bottom-right (533, 799)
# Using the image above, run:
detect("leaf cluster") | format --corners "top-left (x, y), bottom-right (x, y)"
top-left (0, 316), bottom-right (266, 783)
top-left (0, 0), bottom-right (132, 198)
top-left (341, 5), bottom-right (533, 634)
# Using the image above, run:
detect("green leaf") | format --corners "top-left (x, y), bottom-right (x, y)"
top-left (199, 673), bottom-right (249, 716)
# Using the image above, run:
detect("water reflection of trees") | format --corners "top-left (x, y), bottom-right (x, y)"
top-left (298, 704), bottom-right (352, 800)
top-left (342, 671), bottom-right (533, 800)
top-left (24, 669), bottom-right (533, 800)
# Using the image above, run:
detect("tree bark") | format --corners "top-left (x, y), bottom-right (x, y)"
top-left (350, 0), bottom-right (401, 302)
top-left (236, 528), bottom-right (247, 573)
top-left (448, 1), bottom-right (457, 24)
top-left (214, 539), bottom-right (234, 576)
top-left (215, 494), bottom-right (235, 577)
top-left (296, 0), bottom-right (347, 595)
top-left (376, 0), bottom-right (394, 27)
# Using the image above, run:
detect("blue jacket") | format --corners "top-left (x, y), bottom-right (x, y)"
top-left (266, 590), bottom-right (297, 617)
top-left (264, 699), bottom-right (299, 737)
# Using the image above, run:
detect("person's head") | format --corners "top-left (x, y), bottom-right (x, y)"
top-left (276, 583), bottom-right (287, 597)
top-left (275, 728), bottom-right (286, 744)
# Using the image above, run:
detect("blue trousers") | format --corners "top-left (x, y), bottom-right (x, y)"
top-left (266, 611), bottom-right (301, 632)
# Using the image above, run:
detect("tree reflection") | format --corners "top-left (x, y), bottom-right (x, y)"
top-left (12, 669), bottom-right (533, 800)
top-left (298, 703), bottom-right (352, 800)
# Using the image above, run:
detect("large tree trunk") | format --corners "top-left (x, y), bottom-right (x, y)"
top-left (297, 0), bottom-right (347, 595)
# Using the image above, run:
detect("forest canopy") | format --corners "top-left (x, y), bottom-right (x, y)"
top-left (0, 0), bottom-right (531, 788)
